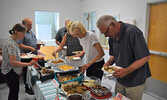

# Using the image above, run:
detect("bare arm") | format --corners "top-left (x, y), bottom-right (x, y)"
top-left (55, 40), bottom-right (61, 45)
top-left (103, 56), bottom-right (115, 67)
top-left (89, 43), bottom-right (104, 64)
top-left (18, 43), bottom-right (36, 52)
top-left (81, 43), bottom-right (104, 73)
top-left (52, 34), bottom-right (67, 56)
top-left (113, 56), bottom-right (150, 78)
top-left (9, 55), bottom-right (36, 67)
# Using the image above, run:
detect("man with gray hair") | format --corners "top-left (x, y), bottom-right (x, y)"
top-left (18, 17), bottom-right (37, 95)
top-left (55, 18), bottom-right (70, 45)
top-left (55, 18), bottom-right (70, 59)
top-left (97, 15), bottom-right (151, 100)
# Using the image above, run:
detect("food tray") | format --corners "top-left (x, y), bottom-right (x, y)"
top-left (54, 70), bottom-right (83, 87)
top-left (49, 59), bottom-right (65, 67)
top-left (57, 64), bottom-right (76, 71)
top-left (37, 67), bottom-right (55, 82)
top-left (61, 82), bottom-right (87, 96)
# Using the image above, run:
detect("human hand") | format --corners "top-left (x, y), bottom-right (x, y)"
top-left (52, 51), bottom-right (57, 57)
top-left (30, 47), bottom-right (36, 52)
top-left (72, 54), bottom-right (80, 57)
top-left (29, 60), bottom-right (37, 66)
top-left (103, 62), bottom-right (110, 67)
top-left (20, 53), bottom-right (26, 56)
top-left (113, 68), bottom-right (129, 78)
top-left (81, 63), bottom-right (91, 73)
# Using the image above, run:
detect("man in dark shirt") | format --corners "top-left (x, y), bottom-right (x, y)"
top-left (55, 19), bottom-right (70, 59)
top-left (97, 15), bottom-right (151, 100)
top-left (55, 18), bottom-right (70, 45)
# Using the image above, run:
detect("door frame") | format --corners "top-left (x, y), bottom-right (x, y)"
top-left (144, 1), bottom-right (167, 100)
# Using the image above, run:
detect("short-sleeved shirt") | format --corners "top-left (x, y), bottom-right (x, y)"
top-left (109, 21), bottom-right (151, 87)
top-left (18, 31), bottom-right (37, 54)
top-left (1, 37), bottom-right (21, 75)
top-left (79, 31), bottom-right (103, 63)
top-left (55, 27), bottom-right (67, 46)
top-left (66, 34), bottom-right (83, 56)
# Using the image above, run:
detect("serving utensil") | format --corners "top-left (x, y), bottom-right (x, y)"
top-left (59, 92), bottom-right (67, 98)
top-left (27, 51), bottom-right (32, 55)
top-left (36, 62), bottom-right (43, 68)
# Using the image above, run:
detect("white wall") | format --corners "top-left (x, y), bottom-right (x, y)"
top-left (80, 0), bottom-right (166, 38)
top-left (0, 0), bottom-right (82, 38)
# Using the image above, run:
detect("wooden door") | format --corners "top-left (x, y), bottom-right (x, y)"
top-left (148, 3), bottom-right (167, 83)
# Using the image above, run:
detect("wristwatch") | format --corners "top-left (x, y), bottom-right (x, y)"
top-left (89, 61), bottom-right (92, 65)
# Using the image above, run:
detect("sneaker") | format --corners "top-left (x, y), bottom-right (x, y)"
top-left (25, 87), bottom-right (34, 95)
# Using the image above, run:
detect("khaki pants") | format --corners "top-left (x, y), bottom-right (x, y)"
top-left (115, 81), bottom-right (146, 100)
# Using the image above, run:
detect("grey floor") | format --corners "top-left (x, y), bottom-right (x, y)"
top-left (0, 76), bottom-right (160, 100)
top-left (0, 76), bottom-right (35, 100)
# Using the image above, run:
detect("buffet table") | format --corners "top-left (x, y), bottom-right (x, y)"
top-left (26, 66), bottom-right (67, 100)
top-left (26, 65), bottom-right (116, 100)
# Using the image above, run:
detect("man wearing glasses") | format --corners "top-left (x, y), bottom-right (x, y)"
top-left (18, 18), bottom-right (37, 95)
top-left (97, 15), bottom-right (151, 100)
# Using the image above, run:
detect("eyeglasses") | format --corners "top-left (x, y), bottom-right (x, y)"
top-left (103, 23), bottom-right (111, 35)
top-left (21, 31), bottom-right (26, 34)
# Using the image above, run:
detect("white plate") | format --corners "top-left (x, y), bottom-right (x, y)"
top-left (37, 42), bottom-right (45, 45)
top-left (21, 54), bottom-right (35, 59)
top-left (66, 56), bottom-right (81, 61)
top-left (102, 66), bottom-right (121, 75)
top-left (72, 51), bottom-right (82, 55)
top-left (73, 57), bottom-right (81, 60)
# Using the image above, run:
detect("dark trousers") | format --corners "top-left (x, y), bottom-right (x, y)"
top-left (86, 59), bottom-right (104, 80)
top-left (5, 69), bottom-right (19, 100)
top-left (22, 67), bottom-right (28, 88)
top-left (0, 70), bottom-right (6, 84)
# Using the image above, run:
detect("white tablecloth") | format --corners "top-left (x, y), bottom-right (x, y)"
top-left (26, 66), bottom-right (116, 100)
top-left (26, 66), bottom-right (67, 100)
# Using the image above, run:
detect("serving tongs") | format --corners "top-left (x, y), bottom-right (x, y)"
top-left (55, 55), bottom-right (63, 61)
top-left (27, 51), bottom-right (32, 55)
top-left (36, 63), bottom-right (43, 69)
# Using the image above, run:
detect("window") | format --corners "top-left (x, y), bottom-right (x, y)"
top-left (83, 11), bottom-right (96, 32)
top-left (35, 11), bottom-right (59, 41)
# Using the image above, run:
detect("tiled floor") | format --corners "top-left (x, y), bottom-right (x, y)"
top-left (0, 76), bottom-right (161, 100)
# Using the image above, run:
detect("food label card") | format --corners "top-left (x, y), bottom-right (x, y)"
top-left (115, 93), bottom-right (131, 100)
top-left (52, 79), bottom-right (59, 89)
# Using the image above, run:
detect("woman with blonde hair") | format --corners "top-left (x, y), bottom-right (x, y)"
top-left (52, 21), bottom-right (84, 66)
top-left (70, 21), bottom-right (104, 80)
